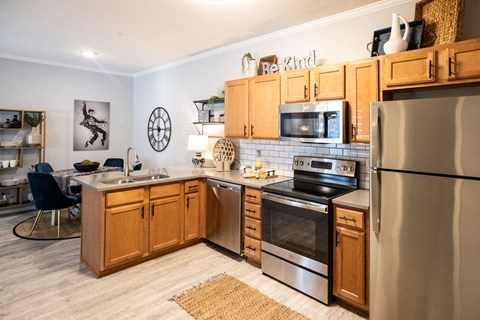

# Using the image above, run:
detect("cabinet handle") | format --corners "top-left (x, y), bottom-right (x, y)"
top-left (336, 230), bottom-right (339, 247)
top-left (448, 56), bottom-right (455, 77)
top-left (186, 196), bottom-right (190, 209)
top-left (250, 125), bottom-right (254, 136)
top-left (351, 124), bottom-right (356, 139)
top-left (340, 216), bottom-right (357, 222)
top-left (246, 208), bottom-right (256, 213)
top-left (303, 85), bottom-right (308, 99)
top-left (246, 245), bottom-right (256, 251)
top-left (314, 83), bottom-right (318, 97)
top-left (428, 60), bottom-right (434, 79)
top-left (141, 206), bottom-right (145, 219)
top-left (243, 125), bottom-right (247, 137)
top-left (188, 185), bottom-right (198, 189)
top-left (246, 194), bottom-right (257, 199)
top-left (246, 225), bottom-right (256, 231)
top-left (151, 204), bottom-right (154, 217)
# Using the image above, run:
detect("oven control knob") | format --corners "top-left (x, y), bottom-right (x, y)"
top-left (299, 161), bottom-right (304, 166)
top-left (342, 165), bottom-right (348, 171)
top-left (349, 167), bottom-right (355, 172)
top-left (294, 161), bottom-right (298, 165)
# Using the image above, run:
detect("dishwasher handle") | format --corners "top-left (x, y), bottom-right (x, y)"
top-left (206, 179), bottom-right (242, 193)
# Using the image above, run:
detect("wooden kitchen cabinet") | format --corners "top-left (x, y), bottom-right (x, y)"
top-left (81, 179), bottom-right (205, 277)
top-left (224, 73), bottom-right (280, 139)
top-left (346, 58), bottom-right (379, 144)
top-left (381, 38), bottom-right (480, 91)
top-left (184, 179), bottom-right (201, 242)
top-left (333, 205), bottom-right (369, 313)
top-left (104, 188), bottom-right (147, 268)
top-left (243, 187), bottom-right (262, 264)
top-left (281, 64), bottom-right (345, 103)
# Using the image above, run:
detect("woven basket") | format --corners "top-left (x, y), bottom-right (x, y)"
top-left (415, 0), bottom-right (465, 47)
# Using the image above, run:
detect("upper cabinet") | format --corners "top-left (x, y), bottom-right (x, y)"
top-left (381, 38), bottom-right (480, 90)
top-left (282, 64), bottom-right (345, 103)
top-left (225, 73), bottom-right (280, 140)
top-left (346, 58), bottom-right (379, 144)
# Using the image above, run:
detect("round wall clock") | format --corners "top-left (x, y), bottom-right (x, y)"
top-left (147, 107), bottom-right (172, 152)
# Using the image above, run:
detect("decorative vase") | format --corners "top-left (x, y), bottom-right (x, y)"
top-left (383, 13), bottom-right (410, 55)
top-left (27, 126), bottom-right (42, 146)
top-left (248, 60), bottom-right (257, 77)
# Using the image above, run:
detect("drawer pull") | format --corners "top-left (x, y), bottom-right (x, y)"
top-left (188, 185), bottom-right (198, 189)
top-left (246, 225), bottom-right (256, 231)
top-left (340, 216), bottom-right (356, 222)
top-left (246, 208), bottom-right (256, 213)
top-left (246, 194), bottom-right (257, 199)
top-left (246, 245), bottom-right (256, 251)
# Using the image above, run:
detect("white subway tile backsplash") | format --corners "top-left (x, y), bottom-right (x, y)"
top-left (233, 139), bottom-right (370, 189)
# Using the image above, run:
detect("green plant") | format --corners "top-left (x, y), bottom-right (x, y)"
top-left (23, 112), bottom-right (45, 127)
top-left (208, 86), bottom-right (225, 109)
top-left (242, 53), bottom-right (253, 73)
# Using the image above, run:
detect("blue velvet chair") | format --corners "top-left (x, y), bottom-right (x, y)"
top-left (27, 172), bottom-right (81, 238)
top-left (34, 162), bottom-right (54, 174)
top-left (34, 162), bottom-right (81, 194)
top-left (103, 158), bottom-right (124, 168)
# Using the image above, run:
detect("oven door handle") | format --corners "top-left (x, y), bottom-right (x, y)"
top-left (262, 192), bottom-right (328, 214)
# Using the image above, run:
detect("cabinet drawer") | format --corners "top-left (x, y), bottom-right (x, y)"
top-left (336, 207), bottom-right (365, 230)
top-left (184, 179), bottom-right (200, 193)
top-left (106, 188), bottom-right (144, 208)
top-left (244, 216), bottom-right (261, 240)
top-left (244, 202), bottom-right (261, 219)
top-left (150, 183), bottom-right (181, 199)
top-left (244, 236), bottom-right (261, 261)
top-left (245, 187), bottom-right (261, 204)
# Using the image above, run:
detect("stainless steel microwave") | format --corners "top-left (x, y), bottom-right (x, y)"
top-left (279, 100), bottom-right (347, 144)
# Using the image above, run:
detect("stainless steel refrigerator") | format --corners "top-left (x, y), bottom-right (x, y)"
top-left (370, 95), bottom-right (480, 320)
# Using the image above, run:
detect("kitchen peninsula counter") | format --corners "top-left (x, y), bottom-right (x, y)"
top-left (73, 166), bottom-right (291, 191)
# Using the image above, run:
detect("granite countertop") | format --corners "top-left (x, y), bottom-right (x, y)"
top-left (333, 189), bottom-right (369, 210)
top-left (72, 166), bottom-right (292, 192)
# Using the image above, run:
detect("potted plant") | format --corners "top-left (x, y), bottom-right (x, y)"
top-left (23, 112), bottom-right (44, 146)
top-left (207, 86), bottom-right (225, 121)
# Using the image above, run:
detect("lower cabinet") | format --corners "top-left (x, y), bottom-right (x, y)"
top-left (81, 179), bottom-right (205, 277)
top-left (333, 205), bottom-right (369, 313)
top-left (243, 187), bottom-right (262, 264)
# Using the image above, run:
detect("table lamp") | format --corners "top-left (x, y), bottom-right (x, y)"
top-left (187, 134), bottom-right (209, 167)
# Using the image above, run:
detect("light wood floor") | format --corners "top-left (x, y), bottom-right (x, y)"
top-left (0, 213), bottom-right (365, 320)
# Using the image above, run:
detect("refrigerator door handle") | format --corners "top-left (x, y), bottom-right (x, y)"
top-left (370, 103), bottom-right (380, 169)
top-left (371, 169), bottom-right (381, 233)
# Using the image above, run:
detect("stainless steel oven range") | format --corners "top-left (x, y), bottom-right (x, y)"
top-left (261, 156), bottom-right (358, 305)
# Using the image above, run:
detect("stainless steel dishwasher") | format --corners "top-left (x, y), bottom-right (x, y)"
top-left (206, 179), bottom-right (243, 254)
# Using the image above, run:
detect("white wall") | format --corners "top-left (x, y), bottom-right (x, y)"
top-left (0, 59), bottom-right (133, 170)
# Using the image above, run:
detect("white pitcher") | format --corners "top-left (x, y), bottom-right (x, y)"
top-left (383, 13), bottom-right (410, 55)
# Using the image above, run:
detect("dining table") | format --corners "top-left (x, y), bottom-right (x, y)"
top-left (49, 166), bottom-right (122, 225)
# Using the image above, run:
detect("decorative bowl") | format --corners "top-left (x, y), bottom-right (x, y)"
top-left (74, 162), bottom-right (100, 172)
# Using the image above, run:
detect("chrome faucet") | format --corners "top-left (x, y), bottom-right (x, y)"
top-left (124, 146), bottom-right (140, 176)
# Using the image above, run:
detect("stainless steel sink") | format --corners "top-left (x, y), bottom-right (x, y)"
top-left (100, 174), bottom-right (169, 185)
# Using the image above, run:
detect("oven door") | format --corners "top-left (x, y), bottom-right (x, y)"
top-left (261, 192), bottom-right (330, 275)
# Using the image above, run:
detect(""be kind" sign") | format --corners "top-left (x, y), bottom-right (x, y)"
top-left (262, 50), bottom-right (316, 75)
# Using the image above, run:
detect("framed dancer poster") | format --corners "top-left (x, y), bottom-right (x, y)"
top-left (73, 99), bottom-right (110, 151)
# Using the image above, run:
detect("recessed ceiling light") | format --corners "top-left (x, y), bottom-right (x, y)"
top-left (81, 50), bottom-right (97, 58)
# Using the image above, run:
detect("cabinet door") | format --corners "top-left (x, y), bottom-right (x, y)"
top-left (149, 196), bottom-right (181, 252)
top-left (311, 64), bottom-right (345, 100)
top-left (224, 78), bottom-right (249, 138)
top-left (105, 202), bottom-right (146, 268)
top-left (347, 59), bottom-right (378, 144)
top-left (383, 49), bottom-right (436, 87)
top-left (446, 40), bottom-right (480, 81)
top-left (281, 69), bottom-right (310, 103)
top-left (334, 226), bottom-right (366, 305)
top-left (249, 73), bottom-right (280, 139)
top-left (184, 191), bottom-right (200, 242)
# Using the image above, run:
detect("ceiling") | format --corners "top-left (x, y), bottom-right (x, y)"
top-left (0, 0), bottom-right (379, 76)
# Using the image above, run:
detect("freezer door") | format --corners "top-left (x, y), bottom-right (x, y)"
top-left (370, 95), bottom-right (480, 177)
top-left (370, 170), bottom-right (480, 320)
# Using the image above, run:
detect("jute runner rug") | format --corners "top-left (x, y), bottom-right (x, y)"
top-left (170, 273), bottom-right (311, 320)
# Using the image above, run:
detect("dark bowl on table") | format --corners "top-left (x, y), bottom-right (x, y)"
top-left (74, 162), bottom-right (100, 172)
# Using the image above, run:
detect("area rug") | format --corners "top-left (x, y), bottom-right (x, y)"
top-left (170, 273), bottom-right (311, 320)
top-left (12, 211), bottom-right (81, 240)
